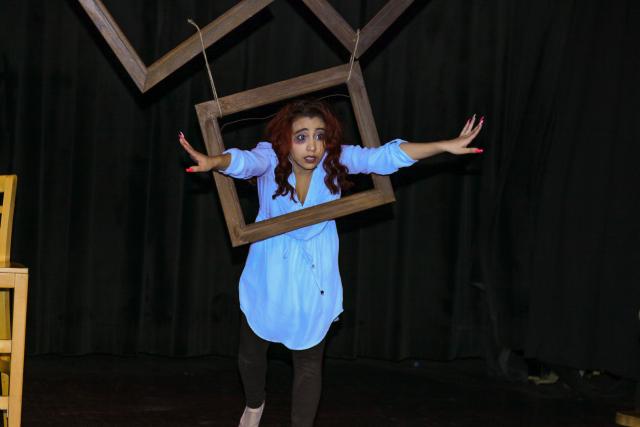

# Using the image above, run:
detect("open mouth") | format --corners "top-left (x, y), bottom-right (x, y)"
top-left (304, 156), bottom-right (317, 164)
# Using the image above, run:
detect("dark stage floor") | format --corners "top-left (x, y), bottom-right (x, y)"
top-left (21, 354), bottom-right (632, 426)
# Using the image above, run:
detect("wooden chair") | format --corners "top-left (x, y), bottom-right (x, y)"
top-left (617, 411), bottom-right (640, 427)
top-left (615, 309), bottom-right (640, 427)
top-left (616, 377), bottom-right (640, 426)
top-left (0, 175), bottom-right (28, 427)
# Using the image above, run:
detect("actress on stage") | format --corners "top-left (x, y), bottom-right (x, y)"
top-left (178, 99), bottom-right (483, 427)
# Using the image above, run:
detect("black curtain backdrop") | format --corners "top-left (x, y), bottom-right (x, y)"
top-left (0, 0), bottom-right (638, 380)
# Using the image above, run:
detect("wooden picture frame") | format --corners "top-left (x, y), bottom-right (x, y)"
top-left (78, 0), bottom-right (273, 92)
top-left (301, 0), bottom-right (414, 58)
top-left (195, 62), bottom-right (396, 247)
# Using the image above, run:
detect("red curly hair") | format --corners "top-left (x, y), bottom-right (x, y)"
top-left (266, 99), bottom-right (352, 201)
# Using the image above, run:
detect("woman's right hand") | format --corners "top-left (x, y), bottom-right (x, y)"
top-left (178, 131), bottom-right (215, 172)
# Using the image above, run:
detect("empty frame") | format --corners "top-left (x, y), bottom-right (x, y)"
top-left (195, 62), bottom-right (396, 247)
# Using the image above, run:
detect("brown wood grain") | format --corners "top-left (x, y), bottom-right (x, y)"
top-left (78, 0), bottom-right (273, 92)
top-left (346, 62), bottom-right (395, 200)
top-left (77, 0), bottom-right (147, 91)
top-left (238, 190), bottom-right (390, 245)
top-left (358, 0), bottom-right (414, 57)
top-left (195, 105), bottom-right (246, 244)
top-left (196, 64), bottom-right (351, 118)
top-left (301, 0), bottom-right (414, 58)
top-left (194, 63), bottom-right (396, 247)
top-left (301, 0), bottom-right (355, 54)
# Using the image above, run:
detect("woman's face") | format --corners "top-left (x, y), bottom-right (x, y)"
top-left (289, 115), bottom-right (326, 174)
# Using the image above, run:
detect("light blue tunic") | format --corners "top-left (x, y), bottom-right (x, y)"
top-left (222, 139), bottom-right (416, 350)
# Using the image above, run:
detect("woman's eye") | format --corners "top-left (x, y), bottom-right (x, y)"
top-left (315, 133), bottom-right (325, 141)
top-left (295, 134), bottom-right (306, 142)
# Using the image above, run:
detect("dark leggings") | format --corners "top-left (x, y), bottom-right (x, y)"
top-left (238, 314), bottom-right (326, 427)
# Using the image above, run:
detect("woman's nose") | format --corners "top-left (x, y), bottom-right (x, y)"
top-left (307, 140), bottom-right (316, 151)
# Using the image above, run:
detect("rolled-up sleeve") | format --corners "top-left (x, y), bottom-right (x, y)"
top-left (340, 139), bottom-right (417, 175)
top-left (221, 142), bottom-right (273, 179)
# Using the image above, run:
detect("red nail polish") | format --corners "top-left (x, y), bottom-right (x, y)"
top-left (475, 148), bottom-right (484, 153)
top-left (186, 167), bottom-right (193, 172)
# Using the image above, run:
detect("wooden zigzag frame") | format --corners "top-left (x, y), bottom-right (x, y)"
top-left (79, 0), bottom-right (413, 245)
top-left (77, 0), bottom-right (274, 92)
top-left (301, 0), bottom-right (414, 58)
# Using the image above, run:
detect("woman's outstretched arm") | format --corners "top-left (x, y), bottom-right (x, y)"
top-left (340, 115), bottom-right (485, 175)
top-left (179, 131), bottom-right (231, 172)
top-left (400, 115), bottom-right (484, 160)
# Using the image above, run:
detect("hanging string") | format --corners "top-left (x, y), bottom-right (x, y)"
top-left (187, 18), bottom-right (223, 116)
top-left (219, 94), bottom-right (351, 130)
top-left (347, 29), bottom-right (361, 81)
top-left (221, 112), bottom-right (278, 131)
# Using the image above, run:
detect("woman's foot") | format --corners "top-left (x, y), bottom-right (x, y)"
top-left (238, 402), bottom-right (264, 427)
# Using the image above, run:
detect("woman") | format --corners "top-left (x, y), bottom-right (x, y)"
top-left (178, 99), bottom-right (483, 427)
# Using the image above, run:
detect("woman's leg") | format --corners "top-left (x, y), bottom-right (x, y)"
top-left (238, 314), bottom-right (270, 408)
top-left (290, 338), bottom-right (327, 427)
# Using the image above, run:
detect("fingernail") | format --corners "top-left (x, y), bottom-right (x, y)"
top-left (179, 131), bottom-right (184, 138)
top-left (479, 116), bottom-right (485, 123)
top-left (186, 167), bottom-right (193, 172)
top-left (475, 148), bottom-right (484, 153)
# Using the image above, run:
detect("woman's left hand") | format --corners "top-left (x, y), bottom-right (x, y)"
top-left (443, 115), bottom-right (484, 155)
